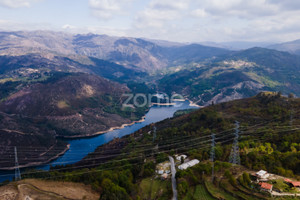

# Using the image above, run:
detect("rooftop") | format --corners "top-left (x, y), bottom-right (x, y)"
top-left (291, 182), bottom-right (300, 187)
top-left (260, 182), bottom-right (273, 190)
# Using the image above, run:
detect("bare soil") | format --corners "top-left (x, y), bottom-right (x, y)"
top-left (0, 179), bottom-right (100, 200)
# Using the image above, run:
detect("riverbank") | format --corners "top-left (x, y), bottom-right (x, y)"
top-left (0, 100), bottom-right (199, 182)
top-left (0, 144), bottom-right (70, 170)
top-left (59, 100), bottom-right (200, 139)
top-left (188, 100), bottom-right (203, 108)
top-left (151, 103), bottom-right (176, 106)
top-left (60, 115), bottom-right (147, 139)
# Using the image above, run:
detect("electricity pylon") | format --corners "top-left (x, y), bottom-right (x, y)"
top-left (229, 121), bottom-right (241, 165)
top-left (210, 133), bottom-right (216, 182)
top-left (14, 146), bottom-right (21, 181)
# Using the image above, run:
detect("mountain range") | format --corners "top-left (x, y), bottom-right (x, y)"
top-left (268, 39), bottom-right (300, 55)
top-left (1, 30), bottom-right (300, 168)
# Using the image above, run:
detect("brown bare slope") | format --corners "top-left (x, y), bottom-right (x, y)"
top-left (0, 179), bottom-right (100, 200)
top-left (0, 72), bottom-right (144, 169)
top-left (0, 72), bottom-right (132, 136)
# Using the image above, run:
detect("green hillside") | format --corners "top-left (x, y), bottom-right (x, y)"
top-left (22, 93), bottom-right (300, 199)
top-left (158, 48), bottom-right (300, 106)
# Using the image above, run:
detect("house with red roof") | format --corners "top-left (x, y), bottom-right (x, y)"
top-left (284, 178), bottom-right (300, 188)
top-left (291, 182), bottom-right (300, 188)
top-left (259, 182), bottom-right (273, 193)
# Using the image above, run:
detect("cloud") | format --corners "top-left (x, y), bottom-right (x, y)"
top-left (191, 0), bottom-right (280, 19)
top-left (89, 0), bottom-right (134, 19)
top-left (134, 0), bottom-right (189, 29)
top-left (268, 0), bottom-right (300, 11)
top-left (191, 9), bottom-right (207, 18)
top-left (0, 0), bottom-right (40, 8)
top-left (62, 24), bottom-right (77, 30)
top-left (149, 0), bottom-right (189, 10)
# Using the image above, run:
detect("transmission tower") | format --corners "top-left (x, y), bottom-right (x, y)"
top-left (290, 109), bottom-right (294, 126)
top-left (229, 121), bottom-right (241, 165)
top-left (153, 125), bottom-right (157, 142)
top-left (210, 133), bottom-right (216, 182)
top-left (14, 146), bottom-right (21, 181)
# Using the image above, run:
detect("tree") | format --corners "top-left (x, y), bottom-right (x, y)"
top-left (181, 156), bottom-right (185, 164)
top-left (277, 91), bottom-right (282, 97)
top-left (100, 178), bottom-right (131, 200)
top-left (242, 172), bottom-right (251, 185)
top-left (288, 93), bottom-right (295, 99)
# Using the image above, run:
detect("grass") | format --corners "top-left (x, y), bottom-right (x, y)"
top-left (221, 179), bottom-right (262, 200)
top-left (0, 78), bottom-right (16, 83)
top-left (139, 177), bottom-right (171, 200)
top-left (57, 100), bottom-right (70, 109)
top-left (205, 180), bottom-right (238, 200)
top-left (271, 179), bottom-right (297, 193)
top-left (189, 184), bottom-right (215, 200)
top-left (246, 72), bottom-right (282, 88)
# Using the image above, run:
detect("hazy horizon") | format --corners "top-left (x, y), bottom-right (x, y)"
top-left (1, 0), bottom-right (300, 44)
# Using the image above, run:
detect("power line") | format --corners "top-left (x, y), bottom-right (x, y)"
top-left (229, 121), bottom-right (241, 165)
top-left (14, 146), bottom-right (21, 181)
top-left (210, 133), bottom-right (216, 182)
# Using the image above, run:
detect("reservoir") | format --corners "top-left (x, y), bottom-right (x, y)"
top-left (0, 100), bottom-right (198, 182)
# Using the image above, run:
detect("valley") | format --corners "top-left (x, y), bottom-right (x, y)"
top-left (0, 30), bottom-right (299, 200)
top-left (12, 92), bottom-right (300, 199)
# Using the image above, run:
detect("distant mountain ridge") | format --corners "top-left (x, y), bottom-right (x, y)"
top-left (0, 31), bottom-right (231, 72)
top-left (268, 39), bottom-right (300, 55)
top-left (159, 47), bottom-right (300, 105)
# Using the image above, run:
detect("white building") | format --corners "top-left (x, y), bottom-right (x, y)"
top-left (178, 159), bottom-right (200, 170)
top-left (256, 170), bottom-right (269, 179)
top-left (176, 155), bottom-right (187, 161)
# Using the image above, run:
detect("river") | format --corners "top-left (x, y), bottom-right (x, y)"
top-left (0, 100), bottom-right (197, 183)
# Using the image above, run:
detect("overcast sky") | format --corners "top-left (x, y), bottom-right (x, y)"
top-left (0, 0), bottom-right (300, 43)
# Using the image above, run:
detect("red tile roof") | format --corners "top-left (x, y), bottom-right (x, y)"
top-left (284, 178), bottom-right (292, 183)
top-left (291, 182), bottom-right (300, 187)
top-left (260, 182), bottom-right (273, 190)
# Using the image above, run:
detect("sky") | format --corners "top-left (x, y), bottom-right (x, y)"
top-left (0, 0), bottom-right (300, 43)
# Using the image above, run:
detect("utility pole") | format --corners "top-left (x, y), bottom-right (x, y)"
top-left (229, 121), bottom-right (241, 165)
top-left (210, 133), bottom-right (216, 182)
top-left (14, 146), bottom-right (21, 181)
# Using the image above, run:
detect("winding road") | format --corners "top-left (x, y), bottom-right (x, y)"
top-left (169, 156), bottom-right (178, 200)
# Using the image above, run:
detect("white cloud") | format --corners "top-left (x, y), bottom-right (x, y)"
top-left (134, 0), bottom-right (189, 29)
top-left (191, 0), bottom-right (279, 19)
top-left (191, 9), bottom-right (207, 18)
top-left (1, 0), bottom-right (300, 43)
top-left (0, 0), bottom-right (41, 8)
top-left (149, 0), bottom-right (189, 10)
top-left (62, 24), bottom-right (77, 30)
top-left (89, 0), bottom-right (134, 19)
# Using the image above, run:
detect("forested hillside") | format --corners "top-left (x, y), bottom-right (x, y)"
top-left (21, 92), bottom-right (300, 199)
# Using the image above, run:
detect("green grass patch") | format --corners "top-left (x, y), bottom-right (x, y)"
top-left (246, 72), bottom-right (282, 88)
top-left (139, 178), bottom-right (171, 200)
top-left (271, 179), bottom-right (297, 193)
top-left (221, 180), bottom-right (261, 200)
top-left (193, 184), bottom-right (215, 200)
top-left (205, 181), bottom-right (238, 200)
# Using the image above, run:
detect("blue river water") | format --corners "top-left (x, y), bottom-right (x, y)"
top-left (0, 100), bottom-right (197, 183)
